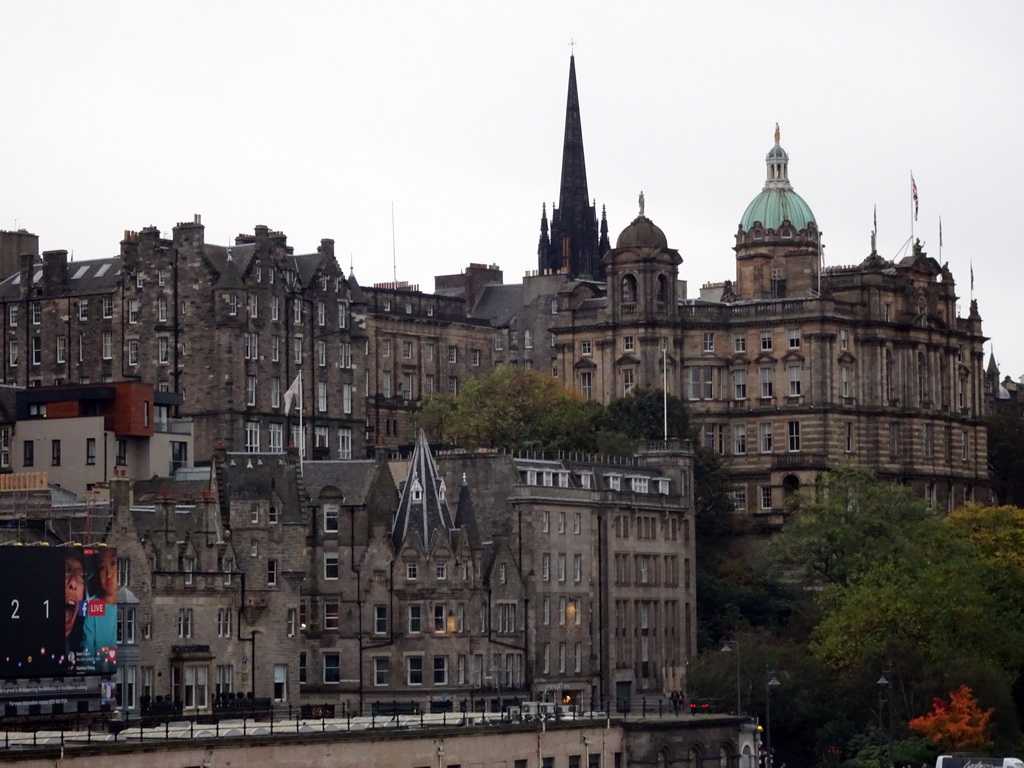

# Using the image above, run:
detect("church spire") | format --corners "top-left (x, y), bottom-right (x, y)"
top-left (538, 55), bottom-right (604, 280)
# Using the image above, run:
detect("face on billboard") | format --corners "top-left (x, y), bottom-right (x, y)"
top-left (0, 546), bottom-right (118, 679)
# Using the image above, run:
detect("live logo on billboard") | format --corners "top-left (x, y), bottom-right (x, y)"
top-left (86, 601), bottom-right (106, 617)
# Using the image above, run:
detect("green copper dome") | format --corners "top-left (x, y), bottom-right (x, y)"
top-left (739, 129), bottom-right (816, 233)
top-left (740, 187), bottom-right (816, 232)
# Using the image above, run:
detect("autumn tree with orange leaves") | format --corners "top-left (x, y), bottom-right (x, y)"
top-left (909, 685), bottom-right (993, 751)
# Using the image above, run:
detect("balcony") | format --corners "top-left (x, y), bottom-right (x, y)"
top-left (154, 418), bottom-right (193, 435)
top-left (772, 453), bottom-right (828, 470)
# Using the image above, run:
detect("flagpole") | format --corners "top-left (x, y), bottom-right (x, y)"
top-left (910, 171), bottom-right (915, 242)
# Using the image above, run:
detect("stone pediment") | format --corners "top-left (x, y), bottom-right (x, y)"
top-left (837, 351), bottom-right (857, 365)
top-left (616, 354), bottom-right (641, 366)
top-left (753, 352), bottom-right (777, 365)
top-left (728, 354), bottom-right (751, 367)
top-left (781, 350), bottom-right (805, 364)
top-left (573, 358), bottom-right (598, 370)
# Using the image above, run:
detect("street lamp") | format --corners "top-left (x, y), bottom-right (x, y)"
top-left (878, 671), bottom-right (894, 768)
top-left (765, 668), bottom-right (781, 768)
top-left (721, 638), bottom-right (742, 714)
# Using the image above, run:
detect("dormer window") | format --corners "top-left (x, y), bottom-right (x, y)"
top-left (411, 480), bottom-right (423, 502)
top-left (780, 228), bottom-right (792, 239)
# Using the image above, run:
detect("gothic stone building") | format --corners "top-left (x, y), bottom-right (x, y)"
top-left (97, 428), bottom-right (694, 715)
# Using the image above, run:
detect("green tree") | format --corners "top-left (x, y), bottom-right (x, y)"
top-left (987, 411), bottom-right (1024, 506)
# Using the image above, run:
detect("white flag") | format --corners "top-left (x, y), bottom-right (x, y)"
top-left (284, 373), bottom-right (301, 415)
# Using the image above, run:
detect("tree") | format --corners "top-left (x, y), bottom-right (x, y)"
top-left (909, 685), bottom-right (993, 752)
top-left (987, 411), bottom-right (1024, 506)
top-left (414, 366), bottom-right (605, 453)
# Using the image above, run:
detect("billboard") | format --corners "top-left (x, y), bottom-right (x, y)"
top-left (0, 545), bottom-right (117, 678)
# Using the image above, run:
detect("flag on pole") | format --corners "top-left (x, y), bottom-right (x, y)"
top-left (939, 217), bottom-right (943, 248)
top-left (284, 373), bottom-right (301, 415)
top-left (911, 174), bottom-right (919, 221)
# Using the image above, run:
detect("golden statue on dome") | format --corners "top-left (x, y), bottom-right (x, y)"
top-left (774, 123), bottom-right (780, 144)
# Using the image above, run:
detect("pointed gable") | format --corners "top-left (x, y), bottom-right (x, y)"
top-left (391, 430), bottom-right (455, 550)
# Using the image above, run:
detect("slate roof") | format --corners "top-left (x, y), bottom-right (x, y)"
top-left (0, 256), bottom-right (122, 300)
top-left (302, 460), bottom-right (380, 506)
top-left (470, 284), bottom-right (524, 326)
top-left (391, 430), bottom-right (455, 550)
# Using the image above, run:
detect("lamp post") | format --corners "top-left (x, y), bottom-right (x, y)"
top-left (721, 638), bottom-right (742, 714)
top-left (765, 668), bottom-right (781, 768)
top-left (877, 671), bottom-right (893, 768)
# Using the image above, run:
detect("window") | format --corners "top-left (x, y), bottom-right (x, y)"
top-left (177, 608), bottom-right (193, 638)
top-left (286, 608), bottom-right (297, 637)
top-left (338, 341), bottom-right (351, 368)
top-left (374, 605), bottom-right (387, 635)
top-left (760, 422), bottom-right (773, 453)
top-left (580, 371), bottom-right (593, 400)
top-left (788, 365), bottom-right (801, 396)
top-left (31, 336), bottom-right (42, 365)
top-left (128, 298), bottom-right (140, 323)
top-left (102, 296), bottom-right (113, 318)
top-left (733, 370), bottom-right (746, 400)
top-left (524, 329), bottom-right (533, 349)
top-left (733, 424), bottom-right (747, 455)
top-left (316, 300), bottom-right (325, 326)
top-left (760, 366), bottom-right (773, 398)
top-left (323, 653), bottom-right (341, 683)
top-left (449, 376), bottom-right (458, 395)
top-left (245, 421), bottom-right (260, 452)
top-left (269, 423), bottom-right (284, 453)
top-left (844, 421), bottom-right (854, 452)
top-left (703, 332), bottom-right (715, 353)
top-left (337, 428), bottom-right (352, 460)
top-left (246, 375), bottom-right (257, 406)
top-left (888, 422), bottom-right (900, 456)
top-left (7, 305), bottom-right (15, 327)
top-left (574, 554), bottom-right (582, 583)
top-left (293, 299), bottom-right (303, 324)
top-left (374, 658), bottom-right (390, 686)
top-left (788, 421), bottom-right (801, 452)
top-left (448, 345), bottom-right (458, 363)
top-left (733, 333), bottom-right (746, 353)
top-left (267, 559), bottom-right (278, 586)
top-left (323, 504), bottom-right (339, 533)
top-left (56, 335), bottom-right (66, 364)
top-left (293, 336), bottom-right (303, 364)
top-left (434, 603), bottom-right (447, 632)
top-left (433, 656), bottom-right (448, 685)
top-left (581, 340), bottom-right (592, 356)
top-left (217, 607), bottom-right (232, 638)
top-left (409, 605), bottom-right (422, 633)
top-left (623, 369), bottom-right (635, 396)
top-left (337, 301), bottom-right (347, 328)
top-left (157, 336), bottom-right (169, 364)
top-left (8, 340), bottom-right (17, 367)
top-left (623, 336), bottom-right (635, 352)
top-left (273, 664), bottom-right (287, 701)
top-left (494, 332), bottom-right (504, 351)
top-left (51, 439), bottom-right (60, 466)
top-left (127, 339), bottom-right (139, 366)
top-left (733, 487), bottom-right (747, 512)
top-left (31, 302), bottom-right (41, 325)
top-left (23, 440), bottom-right (33, 467)
top-left (558, 553), bottom-right (566, 582)
top-left (317, 381), bottom-right (327, 412)
top-left (760, 486), bottom-right (773, 510)
top-left (323, 599), bottom-right (340, 631)
top-left (117, 606), bottom-right (137, 644)
top-left (324, 552), bottom-right (339, 580)
top-left (407, 656), bottom-right (423, 685)
top-left (760, 330), bottom-right (773, 352)
top-left (841, 365), bottom-right (851, 398)
top-left (788, 329), bottom-right (801, 349)
top-left (542, 553), bottom-right (550, 581)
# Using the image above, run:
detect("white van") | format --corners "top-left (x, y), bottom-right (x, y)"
top-left (935, 756), bottom-right (1024, 768)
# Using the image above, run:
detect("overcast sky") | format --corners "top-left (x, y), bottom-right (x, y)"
top-left (2, 1), bottom-right (1021, 378)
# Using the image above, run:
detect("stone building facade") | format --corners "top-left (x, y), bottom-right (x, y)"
top-left (86, 427), bottom-right (693, 715)
top-left (548, 135), bottom-right (988, 518)
top-left (0, 219), bottom-right (367, 463)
